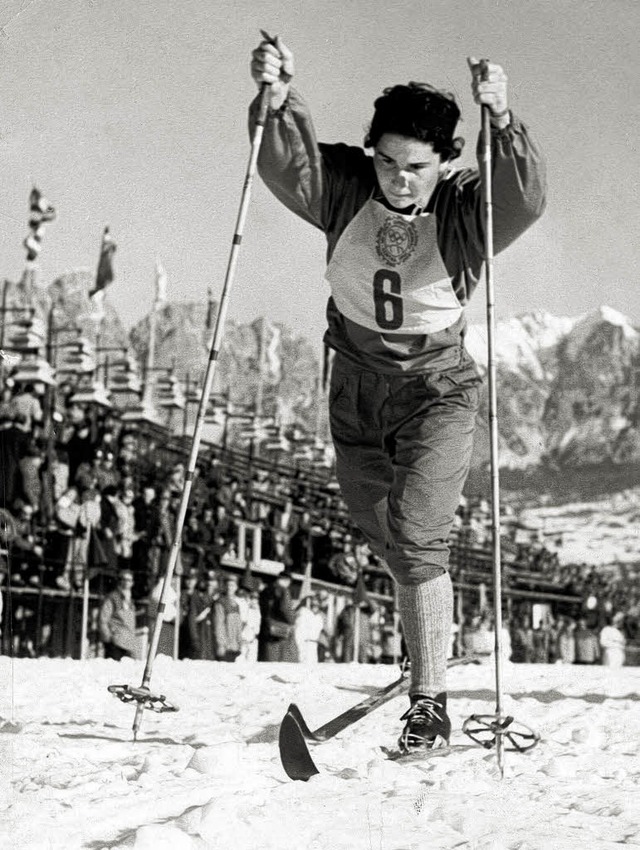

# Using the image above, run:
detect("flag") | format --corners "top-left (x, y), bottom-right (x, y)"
top-left (155, 259), bottom-right (167, 305)
top-left (264, 323), bottom-right (282, 383)
top-left (23, 187), bottom-right (56, 261)
top-left (89, 226), bottom-right (116, 298)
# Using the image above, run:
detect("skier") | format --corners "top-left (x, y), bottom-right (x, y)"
top-left (249, 36), bottom-right (546, 752)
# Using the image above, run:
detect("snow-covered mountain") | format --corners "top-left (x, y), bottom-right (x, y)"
top-left (467, 305), bottom-right (640, 478)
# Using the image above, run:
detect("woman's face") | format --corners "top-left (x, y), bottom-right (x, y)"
top-left (373, 134), bottom-right (443, 212)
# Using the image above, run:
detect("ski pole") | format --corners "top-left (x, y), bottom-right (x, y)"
top-left (462, 63), bottom-right (540, 766)
top-left (108, 68), bottom-right (274, 741)
top-left (479, 82), bottom-right (507, 778)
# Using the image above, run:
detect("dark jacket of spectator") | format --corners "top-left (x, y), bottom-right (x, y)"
top-left (258, 574), bottom-right (298, 662)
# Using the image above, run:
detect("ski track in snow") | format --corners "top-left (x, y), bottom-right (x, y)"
top-left (1, 656), bottom-right (640, 850)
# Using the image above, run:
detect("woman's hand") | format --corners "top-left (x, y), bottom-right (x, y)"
top-left (250, 33), bottom-right (294, 110)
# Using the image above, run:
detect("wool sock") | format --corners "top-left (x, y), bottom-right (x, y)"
top-left (396, 571), bottom-right (453, 699)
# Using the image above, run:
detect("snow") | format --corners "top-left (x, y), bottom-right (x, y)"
top-left (466, 311), bottom-right (576, 376)
top-left (2, 656), bottom-right (640, 849)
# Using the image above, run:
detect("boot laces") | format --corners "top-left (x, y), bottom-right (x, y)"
top-left (400, 697), bottom-right (444, 726)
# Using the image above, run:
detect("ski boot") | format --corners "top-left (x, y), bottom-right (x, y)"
top-left (398, 692), bottom-right (451, 753)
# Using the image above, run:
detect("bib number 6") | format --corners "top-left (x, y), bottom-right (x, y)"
top-left (373, 269), bottom-right (403, 331)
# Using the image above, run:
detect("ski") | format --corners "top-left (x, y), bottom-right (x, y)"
top-left (278, 655), bottom-right (480, 781)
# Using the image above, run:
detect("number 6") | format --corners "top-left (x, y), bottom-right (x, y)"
top-left (373, 269), bottom-right (403, 330)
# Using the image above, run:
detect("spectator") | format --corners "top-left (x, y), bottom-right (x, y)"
top-left (132, 484), bottom-right (160, 597)
top-left (114, 487), bottom-right (137, 569)
top-left (214, 573), bottom-right (243, 661)
top-left (147, 575), bottom-right (178, 657)
top-left (258, 571), bottom-right (298, 662)
top-left (10, 383), bottom-right (42, 432)
top-left (599, 613), bottom-right (626, 668)
top-left (10, 502), bottom-right (43, 587)
top-left (181, 513), bottom-right (206, 574)
top-left (556, 617), bottom-right (576, 664)
top-left (462, 612), bottom-right (494, 662)
top-left (237, 578), bottom-right (262, 662)
top-left (188, 572), bottom-right (219, 660)
top-left (178, 569), bottom-right (200, 659)
top-left (76, 488), bottom-right (102, 588)
top-left (18, 431), bottom-right (44, 511)
top-left (94, 450), bottom-right (120, 491)
top-left (294, 596), bottom-right (324, 663)
top-left (574, 618), bottom-right (600, 665)
top-left (64, 416), bottom-right (95, 486)
top-left (97, 485), bottom-right (121, 573)
top-left (336, 602), bottom-right (372, 663)
top-left (0, 413), bottom-right (30, 508)
top-left (531, 620), bottom-right (550, 663)
top-left (98, 569), bottom-right (140, 660)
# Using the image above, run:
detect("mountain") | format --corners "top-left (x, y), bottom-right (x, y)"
top-left (21, 268), bottom-right (640, 496)
top-left (465, 305), bottom-right (640, 501)
top-left (128, 303), bottom-right (321, 434)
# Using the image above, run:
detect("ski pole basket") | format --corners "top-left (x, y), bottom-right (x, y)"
top-left (107, 684), bottom-right (179, 714)
top-left (462, 713), bottom-right (540, 752)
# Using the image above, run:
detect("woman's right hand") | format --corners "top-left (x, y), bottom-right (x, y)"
top-left (250, 33), bottom-right (294, 109)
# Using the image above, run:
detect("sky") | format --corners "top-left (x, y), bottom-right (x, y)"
top-left (0, 0), bottom-right (638, 357)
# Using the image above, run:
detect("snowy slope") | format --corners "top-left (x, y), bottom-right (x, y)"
top-left (1, 656), bottom-right (639, 850)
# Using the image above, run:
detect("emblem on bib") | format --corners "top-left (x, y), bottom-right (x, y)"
top-left (375, 216), bottom-right (418, 267)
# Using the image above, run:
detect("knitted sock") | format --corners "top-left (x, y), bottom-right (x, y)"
top-left (396, 571), bottom-right (453, 699)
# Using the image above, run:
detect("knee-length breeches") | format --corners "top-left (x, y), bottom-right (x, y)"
top-left (329, 352), bottom-right (481, 586)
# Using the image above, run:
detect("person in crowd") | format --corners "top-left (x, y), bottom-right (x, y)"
top-left (0, 382), bottom-right (14, 421)
top-left (94, 450), bottom-right (120, 491)
top-left (147, 574), bottom-right (179, 656)
top-left (258, 570), bottom-right (298, 662)
top-left (181, 513), bottom-right (207, 575)
top-left (237, 577), bottom-right (262, 662)
top-left (75, 487), bottom-right (102, 588)
top-left (574, 617), bottom-right (601, 665)
top-left (249, 34), bottom-right (545, 751)
top-left (98, 569), bottom-right (140, 660)
top-left (294, 595), bottom-right (325, 663)
top-left (52, 484), bottom-right (82, 590)
top-left (132, 483), bottom-right (160, 597)
top-left (0, 413), bottom-right (31, 509)
top-left (74, 449), bottom-right (102, 494)
top-left (64, 415), bottom-right (95, 485)
top-left (531, 619), bottom-right (551, 663)
top-left (188, 571), bottom-right (220, 660)
top-left (10, 502), bottom-right (43, 587)
top-left (97, 485), bottom-right (122, 574)
top-left (10, 383), bottom-right (42, 432)
top-left (510, 614), bottom-right (535, 663)
top-left (114, 486), bottom-right (137, 570)
top-left (336, 601), bottom-right (372, 663)
top-left (328, 538), bottom-right (360, 586)
top-left (18, 430), bottom-right (44, 511)
top-left (599, 612), bottom-right (626, 668)
top-left (556, 616), bottom-right (576, 664)
top-left (462, 611), bottom-right (494, 662)
top-left (214, 573), bottom-right (243, 661)
top-left (178, 568), bottom-right (200, 659)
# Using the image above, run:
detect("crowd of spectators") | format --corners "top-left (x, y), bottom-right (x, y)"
top-left (0, 375), bottom-right (639, 666)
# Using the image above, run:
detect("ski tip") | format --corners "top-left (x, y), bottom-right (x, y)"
top-left (279, 710), bottom-right (320, 782)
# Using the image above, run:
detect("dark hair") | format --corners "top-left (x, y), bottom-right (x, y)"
top-left (364, 82), bottom-right (465, 162)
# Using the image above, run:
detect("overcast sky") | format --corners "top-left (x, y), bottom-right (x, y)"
top-left (0, 0), bottom-right (638, 355)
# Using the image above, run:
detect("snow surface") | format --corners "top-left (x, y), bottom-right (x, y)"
top-left (2, 656), bottom-right (640, 849)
